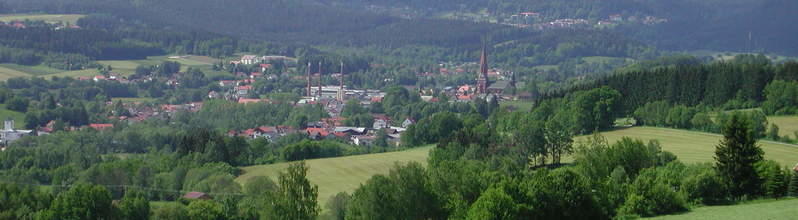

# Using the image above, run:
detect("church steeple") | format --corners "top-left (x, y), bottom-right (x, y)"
top-left (477, 45), bottom-right (489, 94)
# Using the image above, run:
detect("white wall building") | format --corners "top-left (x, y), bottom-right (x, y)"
top-left (1, 120), bottom-right (33, 146)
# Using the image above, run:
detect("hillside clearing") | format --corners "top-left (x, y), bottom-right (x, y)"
top-left (234, 127), bottom-right (798, 207)
top-left (768, 116), bottom-right (798, 139)
top-left (0, 104), bottom-right (26, 129)
top-left (236, 146), bottom-right (433, 205)
top-left (0, 55), bottom-right (224, 80)
top-left (0, 14), bottom-right (85, 25)
top-left (584, 127), bottom-right (798, 166)
top-left (646, 198), bottom-right (798, 220)
top-left (0, 66), bottom-right (32, 81)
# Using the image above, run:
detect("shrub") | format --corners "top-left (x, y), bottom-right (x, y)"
top-left (618, 168), bottom-right (688, 217)
top-left (681, 168), bottom-right (728, 205)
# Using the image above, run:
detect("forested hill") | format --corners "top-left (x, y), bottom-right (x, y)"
top-left (326, 0), bottom-right (798, 55)
top-left (546, 55), bottom-right (798, 115)
top-left (1, 0), bottom-right (513, 49)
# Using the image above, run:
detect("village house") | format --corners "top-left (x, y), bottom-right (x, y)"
top-left (0, 120), bottom-right (33, 146)
top-left (88, 123), bottom-right (114, 131)
top-left (183, 192), bottom-right (212, 200)
top-left (351, 135), bottom-right (376, 146)
top-left (372, 115), bottom-right (390, 129)
top-left (240, 55), bottom-right (259, 65)
top-left (236, 85), bottom-right (252, 96)
top-left (402, 118), bottom-right (416, 128)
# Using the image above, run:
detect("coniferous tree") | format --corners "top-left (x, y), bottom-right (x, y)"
top-left (714, 114), bottom-right (764, 198)
top-left (788, 170), bottom-right (798, 197)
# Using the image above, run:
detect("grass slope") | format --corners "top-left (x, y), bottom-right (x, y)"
top-left (646, 198), bottom-right (798, 220)
top-left (769, 116), bottom-right (798, 139)
top-left (236, 146), bottom-right (433, 204)
top-left (0, 104), bottom-right (26, 129)
top-left (234, 127), bottom-right (798, 207)
top-left (0, 55), bottom-right (223, 80)
top-left (585, 127), bottom-right (798, 166)
top-left (0, 66), bottom-right (32, 81)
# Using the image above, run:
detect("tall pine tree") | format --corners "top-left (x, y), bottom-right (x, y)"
top-left (714, 114), bottom-right (764, 198)
top-left (789, 166), bottom-right (798, 197)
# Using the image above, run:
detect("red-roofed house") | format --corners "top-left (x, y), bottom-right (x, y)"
top-left (322, 117), bottom-right (345, 127)
top-left (305, 128), bottom-right (330, 140)
top-left (89, 124), bottom-right (114, 131)
top-left (370, 97), bottom-right (383, 103)
top-left (402, 118), bottom-right (416, 128)
top-left (260, 64), bottom-right (273, 72)
top-left (238, 98), bottom-right (263, 104)
top-left (183, 192), bottom-right (212, 200)
top-left (237, 85), bottom-right (253, 96)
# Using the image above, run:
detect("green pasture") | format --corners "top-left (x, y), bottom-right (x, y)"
top-left (236, 145), bottom-right (433, 206)
top-left (646, 198), bottom-right (798, 220)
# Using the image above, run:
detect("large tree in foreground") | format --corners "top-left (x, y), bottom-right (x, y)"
top-left (266, 161), bottom-right (320, 220)
top-left (714, 114), bottom-right (764, 198)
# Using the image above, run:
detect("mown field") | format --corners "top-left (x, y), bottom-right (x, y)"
top-left (234, 127), bottom-right (798, 208)
top-left (646, 198), bottom-right (798, 220)
top-left (0, 55), bottom-right (223, 80)
top-left (0, 14), bottom-right (85, 24)
top-left (769, 116), bottom-right (798, 139)
top-left (500, 100), bottom-right (535, 112)
top-left (589, 127), bottom-right (798, 166)
top-left (236, 145), bottom-right (433, 205)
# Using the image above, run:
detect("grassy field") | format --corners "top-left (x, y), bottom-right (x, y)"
top-left (584, 127), bottom-right (798, 166)
top-left (0, 55), bottom-right (224, 80)
top-left (0, 104), bottom-right (26, 129)
top-left (646, 198), bottom-right (798, 220)
top-left (0, 14), bottom-right (85, 24)
top-left (233, 127), bottom-right (798, 208)
top-left (0, 66), bottom-right (33, 81)
top-left (501, 100), bottom-right (535, 112)
top-left (0, 64), bottom-right (63, 76)
top-left (768, 116), bottom-right (798, 139)
top-left (236, 146), bottom-right (433, 205)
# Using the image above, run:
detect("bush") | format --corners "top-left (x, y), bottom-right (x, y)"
top-left (619, 168), bottom-right (688, 217)
top-left (681, 168), bottom-right (728, 205)
top-left (281, 140), bottom-right (343, 161)
top-left (152, 203), bottom-right (188, 220)
top-left (5, 97), bottom-right (29, 112)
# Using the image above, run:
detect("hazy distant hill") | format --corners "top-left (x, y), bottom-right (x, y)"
top-left (5, 0), bottom-right (796, 55)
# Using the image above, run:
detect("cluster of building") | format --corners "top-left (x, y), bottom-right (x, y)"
top-left (505, 12), bottom-right (668, 30)
top-left (0, 119), bottom-right (33, 147)
top-left (231, 55), bottom-right (297, 66)
top-left (227, 115), bottom-right (415, 147)
top-left (0, 118), bottom-right (122, 147)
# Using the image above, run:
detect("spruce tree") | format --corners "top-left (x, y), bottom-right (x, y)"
top-left (789, 169), bottom-right (798, 197)
top-left (714, 114), bottom-right (764, 198)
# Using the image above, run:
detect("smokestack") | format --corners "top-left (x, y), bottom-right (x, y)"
top-left (306, 62), bottom-right (312, 97)
top-left (318, 61), bottom-right (323, 97)
top-left (338, 61), bottom-right (344, 101)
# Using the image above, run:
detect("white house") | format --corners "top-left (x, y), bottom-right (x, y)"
top-left (1, 120), bottom-right (33, 146)
top-left (401, 118), bottom-right (416, 128)
top-left (240, 55), bottom-right (260, 65)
